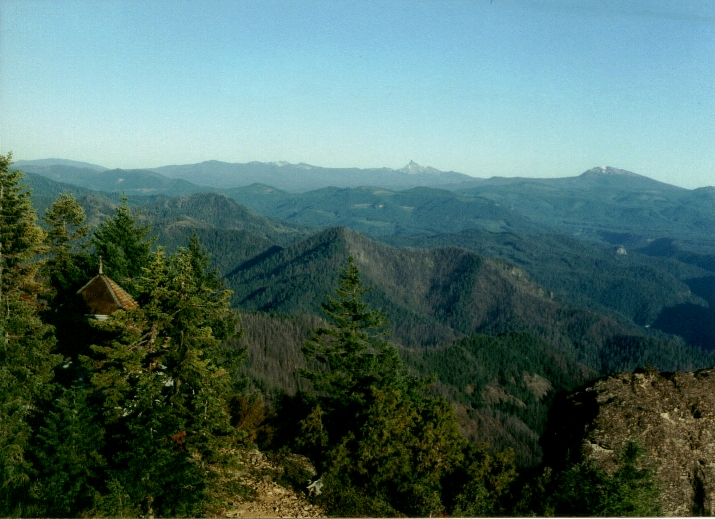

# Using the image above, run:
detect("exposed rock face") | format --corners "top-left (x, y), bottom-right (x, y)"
top-left (542, 367), bottom-right (715, 516)
top-left (223, 449), bottom-right (325, 518)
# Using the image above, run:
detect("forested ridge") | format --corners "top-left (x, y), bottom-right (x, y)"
top-left (21, 165), bottom-right (715, 354)
top-left (2, 155), bottom-right (711, 516)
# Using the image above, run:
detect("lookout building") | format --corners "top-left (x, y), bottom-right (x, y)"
top-left (76, 259), bottom-right (139, 320)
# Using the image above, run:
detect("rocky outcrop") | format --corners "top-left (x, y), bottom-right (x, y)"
top-left (223, 449), bottom-right (325, 518)
top-left (542, 366), bottom-right (715, 516)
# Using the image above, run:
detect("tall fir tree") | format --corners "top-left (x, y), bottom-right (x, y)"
top-left (84, 236), bottom-right (245, 516)
top-left (42, 193), bottom-right (91, 291)
top-left (0, 154), bottom-right (60, 515)
top-left (33, 194), bottom-right (111, 514)
top-left (31, 386), bottom-right (105, 517)
top-left (302, 257), bottom-right (407, 412)
top-left (91, 193), bottom-right (155, 296)
top-left (41, 193), bottom-right (96, 375)
top-left (298, 256), bottom-right (516, 517)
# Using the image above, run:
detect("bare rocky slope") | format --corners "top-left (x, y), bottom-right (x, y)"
top-left (224, 450), bottom-right (325, 518)
top-left (543, 366), bottom-right (715, 516)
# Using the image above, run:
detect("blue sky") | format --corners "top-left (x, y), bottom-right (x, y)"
top-left (1, 0), bottom-right (713, 188)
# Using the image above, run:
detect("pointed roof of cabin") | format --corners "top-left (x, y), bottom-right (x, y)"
top-left (77, 258), bottom-right (139, 316)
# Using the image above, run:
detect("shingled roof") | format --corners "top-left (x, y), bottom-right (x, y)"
top-left (77, 262), bottom-right (139, 317)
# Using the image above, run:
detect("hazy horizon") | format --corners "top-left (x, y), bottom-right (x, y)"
top-left (12, 156), bottom-right (715, 191)
top-left (2, 0), bottom-right (713, 189)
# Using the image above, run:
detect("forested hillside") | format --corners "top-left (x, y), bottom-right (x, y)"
top-left (385, 229), bottom-right (710, 327)
top-left (225, 184), bottom-right (548, 236)
top-left (454, 167), bottom-right (715, 254)
top-left (2, 157), bottom-right (526, 516)
top-left (6, 155), bottom-right (715, 516)
top-left (227, 226), bottom-right (708, 365)
top-left (224, 225), bottom-right (712, 466)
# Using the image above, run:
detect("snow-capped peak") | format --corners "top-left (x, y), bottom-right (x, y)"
top-left (400, 160), bottom-right (442, 175)
top-left (582, 166), bottom-right (638, 177)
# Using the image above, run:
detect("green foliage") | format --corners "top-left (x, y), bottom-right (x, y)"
top-left (158, 227), bottom-right (278, 276)
top-left (82, 237), bottom-right (245, 515)
top-left (599, 334), bottom-right (711, 373)
top-left (91, 193), bottom-right (156, 295)
top-left (93, 479), bottom-right (140, 517)
top-left (346, 386), bottom-right (466, 516)
top-left (140, 234), bottom-right (244, 378)
top-left (40, 193), bottom-right (99, 380)
top-left (0, 154), bottom-right (60, 515)
top-left (296, 257), bottom-right (518, 517)
top-left (302, 257), bottom-right (406, 410)
top-left (401, 331), bottom-right (595, 467)
top-left (544, 442), bottom-right (661, 517)
top-left (231, 312), bottom-right (324, 398)
top-left (18, 162), bottom-right (201, 198)
top-left (315, 472), bottom-right (401, 518)
top-left (31, 386), bottom-right (105, 517)
top-left (228, 225), bottom-right (714, 380)
top-left (4, 159), bottom-right (702, 516)
top-left (293, 405), bottom-right (329, 465)
top-left (388, 228), bottom-right (708, 327)
top-left (230, 183), bottom-right (543, 236)
top-left (448, 444), bottom-right (519, 516)
top-left (145, 192), bottom-right (308, 246)
top-left (410, 332), bottom-right (592, 433)
top-left (0, 155), bottom-right (45, 280)
top-left (42, 193), bottom-right (90, 283)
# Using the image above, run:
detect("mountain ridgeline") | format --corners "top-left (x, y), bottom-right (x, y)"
top-left (14, 158), bottom-right (715, 469)
top-left (14, 159), bottom-right (476, 194)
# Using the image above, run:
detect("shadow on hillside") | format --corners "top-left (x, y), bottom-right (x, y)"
top-left (652, 302), bottom-right (715, 351)
top-left (227, 245), bottom-right (283, 276)
top-left (539, 386), bottom-right (600, 471)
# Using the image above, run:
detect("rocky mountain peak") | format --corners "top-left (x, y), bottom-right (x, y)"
top-left (581, 166), bottom-right (639, 177)
top-left (400, 160), bottom-right (442, 175)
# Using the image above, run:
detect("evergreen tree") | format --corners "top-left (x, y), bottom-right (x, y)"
top-left (448, 443), bottom-right (519, 516)
top-left (344, 386), bottom-right (467, 516)
top-left (302, 257), bottom-right (407, 413)
top-left (41, 193), bottom-right (96, 377)
top-left (31, 386), bottom-right (105, 517)
top-left (84, 237), bottom-right (245, 516)
top-left (91, 194), bottom-right (155, 295)
top-left (42, 193), bottom-right (91, 291)
top-left (299, 256), bottom-right (517, 517)
top-left (545, 441), bottom-right (661, 517)
top-left (0, 154), bottom-right (60, 515)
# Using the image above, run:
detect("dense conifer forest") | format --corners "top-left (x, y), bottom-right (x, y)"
top-left (2, 154), bottom-right (710, 516)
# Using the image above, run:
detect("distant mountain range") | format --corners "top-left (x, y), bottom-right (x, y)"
top-left (15, 163), bottom-right (202, 197)
top-left (454, 166), bottom-right (715, 250)
top-left (225, 184), bottom-right (550, 236)
top-left (150, 159), bottom-right (477, 191)
top-left (14, 159), bottom-right (715, 254)
top-left (13, 158), bottom-right (477, 192)
top-left (14, 158), bottom-right (108, 171)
